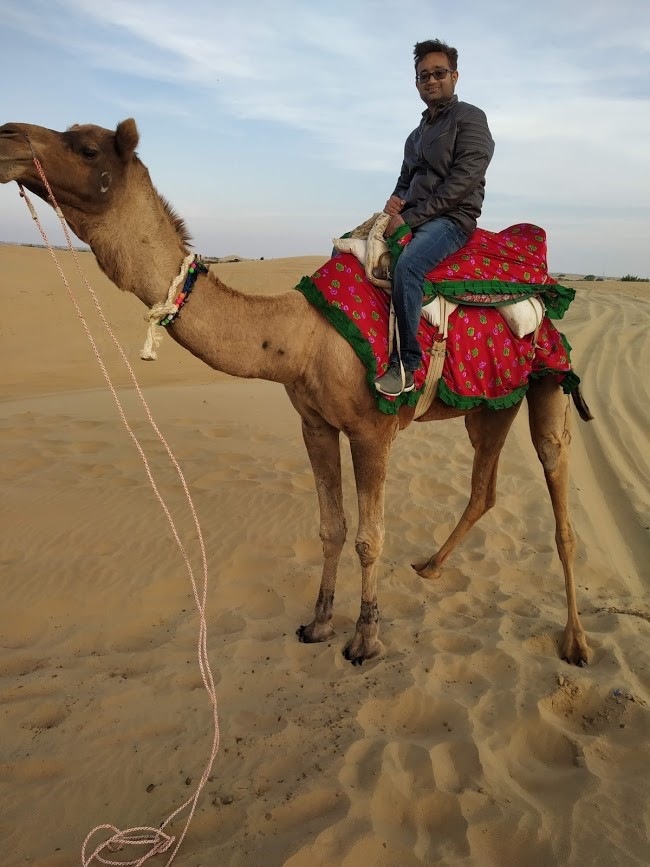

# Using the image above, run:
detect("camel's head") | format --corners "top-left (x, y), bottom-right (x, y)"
top-left (0, 119), bottom-right (140, 214)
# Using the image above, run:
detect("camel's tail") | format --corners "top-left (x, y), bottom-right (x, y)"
top-left (572, 384), bottom-right (594, 422)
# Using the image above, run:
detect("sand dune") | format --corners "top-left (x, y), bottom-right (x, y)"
top-left (1, 245), bottom-right (648, 866)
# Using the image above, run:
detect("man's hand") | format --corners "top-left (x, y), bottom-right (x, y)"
top-left (384, 195), bottom-right (405, 216)
top-left (384, 214), bottom-right (405, 237)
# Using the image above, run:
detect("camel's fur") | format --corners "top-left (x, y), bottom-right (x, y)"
top-left (0, 119), bottom-right (591, 665)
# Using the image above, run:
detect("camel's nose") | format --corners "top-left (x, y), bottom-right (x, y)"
top-left (0, 124), bottom-right (24, 138)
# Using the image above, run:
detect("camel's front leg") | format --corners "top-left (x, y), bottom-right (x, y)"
top-left (527, 378), bottom-right (590, 666)
top-left (343, 434), bottom-right (393, 665)
top-left (296, 415), bottom-right (346, 644)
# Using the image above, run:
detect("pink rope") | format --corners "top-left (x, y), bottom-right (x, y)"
top-left (19, 161), bottom-right (221, 866)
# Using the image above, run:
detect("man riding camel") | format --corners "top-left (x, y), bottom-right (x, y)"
top-left (375, 39), bottom-right (495, 397)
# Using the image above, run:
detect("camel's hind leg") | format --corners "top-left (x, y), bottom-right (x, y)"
top-left (413, 402), bottom-right (521, 579)
top-left (526, 377), bottom-right (590, 666)
top-left (296, 415), bottom-right (347, 644)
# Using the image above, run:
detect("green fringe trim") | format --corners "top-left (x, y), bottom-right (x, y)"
top-left (437, 378), bottom-right (529, 411)
top-left (540, 283), bottom-right (576, 319)
top-left (295, 276), bottom-right (422, 414)
top-left (438, 366), bottom-right (580, 411)
top-left (530, 367), bottom-right (582, 395)
top-left (385, 223), bottom-right (413, 262)
top-left (424, 278), bottom-right (537, 299)
top-left (423, 278), bottom-right (575, 320)
top-left (529, 331), bottom-right (581, 395)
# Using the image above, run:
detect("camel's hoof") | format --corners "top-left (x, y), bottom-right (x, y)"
top-left (342, 645), bottom-right (366, 666)
top-left (296, 622), bottom-right (334, 644)
top-left (411, 559), bottom-right (442, 580)
top-left (563, 655), bottom-right (588, 667)
top-left (561, 630), bottom-right (591, 666)
top-left (342, 636), bottom-right (383, 666)
top-left (562, 655), bottom-right (588, 668)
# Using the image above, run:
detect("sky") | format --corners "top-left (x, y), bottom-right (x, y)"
top-left (1, 0), bottom-right (649, 276)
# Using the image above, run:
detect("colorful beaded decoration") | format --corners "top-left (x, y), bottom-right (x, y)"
top-left (159, 257), bottom-right (209, 327)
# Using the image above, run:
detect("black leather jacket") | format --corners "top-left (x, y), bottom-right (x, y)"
top-left (393, 95), bottom-right (494, 236)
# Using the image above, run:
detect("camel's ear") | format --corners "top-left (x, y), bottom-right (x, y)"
top-left (115, 119), bottom-right (139, 162)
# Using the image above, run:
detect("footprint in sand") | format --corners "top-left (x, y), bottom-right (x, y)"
top-left (1, 455), bottom-right (50, 480)
top-left (195, 424), bottom-right (233, 439)
top-left (22, 701), bottom-right (70, 731)
top-left (428, 653), bottom-right (490, 698)
top-left (429, 739), bottom-right (483, 794)
top-left (433, 633), bottom-right (482, 655)
top-left (0, 756), bottom-right (66, 783)
top-left (539, 678), bottom-right (643, 737)
top-left (342, 737), bottom-right (471, 861)
top-left (211, 609), bottom-right (246, 636)
top-left (263, 789), bottom-right (345, 837)
top-left (105, 613), bottom-right (180, 653)
top-left (0, 654), bottom-right (46, 677)
top-left (357, 686), bottom-right (471, 741)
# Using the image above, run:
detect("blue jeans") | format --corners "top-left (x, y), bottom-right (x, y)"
top-left (390, 217), bottom-right (468, 371)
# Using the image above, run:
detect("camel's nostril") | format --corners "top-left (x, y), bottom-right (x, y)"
top-left (0, 124), bottom-right (22, 138)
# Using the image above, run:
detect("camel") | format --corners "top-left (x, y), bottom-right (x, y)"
top-left (0, 118), bottom-right (592, 667)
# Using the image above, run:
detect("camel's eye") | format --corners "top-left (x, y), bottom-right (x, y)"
top-left (81, 145), bottom-right (99, 160)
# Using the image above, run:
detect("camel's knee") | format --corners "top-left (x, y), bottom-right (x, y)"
top-left (556, 523), bottom-right (576, 553)
top-left (465, 497), bottom-right (494, 523)
top-left (534, 432), bottom-right (569, 473)
top-left (320, 521), bottom-right (347, 556)
top-left (484, 482), bottom-right (497, 512)
top-left (355, 533), bottom-right (384, 567)
top-left (467, 473), bottom-right (497, 518)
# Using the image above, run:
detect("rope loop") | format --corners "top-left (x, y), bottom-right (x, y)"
top-left (81, 825), bottom-right (175, 867)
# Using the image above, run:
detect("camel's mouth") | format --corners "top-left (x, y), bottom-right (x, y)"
top-left (0, 124), bottom-right (34, 182)
top-left (0, 158), bottom-right (30, 184)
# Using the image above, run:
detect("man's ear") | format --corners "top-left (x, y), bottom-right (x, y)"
top-left (115, 119), bottom-right (139, 162)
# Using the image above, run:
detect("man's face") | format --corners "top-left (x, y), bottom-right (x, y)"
top-left (415, 51), bottom-right (458, 109)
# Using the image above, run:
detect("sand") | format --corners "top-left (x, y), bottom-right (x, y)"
top-left (1, 244), bottom-right (648, 866)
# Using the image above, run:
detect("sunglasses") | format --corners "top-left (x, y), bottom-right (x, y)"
top-left (416, 69), bottom-right (453, 84)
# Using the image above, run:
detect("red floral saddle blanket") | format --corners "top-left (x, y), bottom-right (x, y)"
top-left (296, 225), bottom-right (578, 415)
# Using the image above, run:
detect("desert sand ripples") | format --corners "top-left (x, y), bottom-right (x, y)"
top-left (1, 259), bottom-right (648, 865)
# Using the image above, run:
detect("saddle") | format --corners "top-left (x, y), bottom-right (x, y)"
top-left (332, 213), bottom-right (545, 339)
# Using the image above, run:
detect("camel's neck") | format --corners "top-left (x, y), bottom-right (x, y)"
top-left (167, 273), bottom-right (310, 382)
top-left (67, 179), bottom-right (311, 384)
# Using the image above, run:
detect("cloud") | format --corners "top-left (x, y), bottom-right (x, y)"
top-left (2, 0), bottom-right (649, 274)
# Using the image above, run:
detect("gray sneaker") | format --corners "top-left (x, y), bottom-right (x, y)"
top-left (375, 363), bottom-right (415, 397)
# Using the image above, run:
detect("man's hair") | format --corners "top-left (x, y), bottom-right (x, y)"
top-left (413, 40), bottom-right (458, 71)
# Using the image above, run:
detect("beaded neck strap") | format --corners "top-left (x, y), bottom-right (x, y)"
top-left (160, 257), bottom-right (208, 326)
top-left (141, 255), bottom-right (209, 360)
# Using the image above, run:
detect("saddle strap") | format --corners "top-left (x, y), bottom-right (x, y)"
top-left (414, 338), bottom-right (446, 418)
top-left (414, 297), bottom-right (451, 419)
